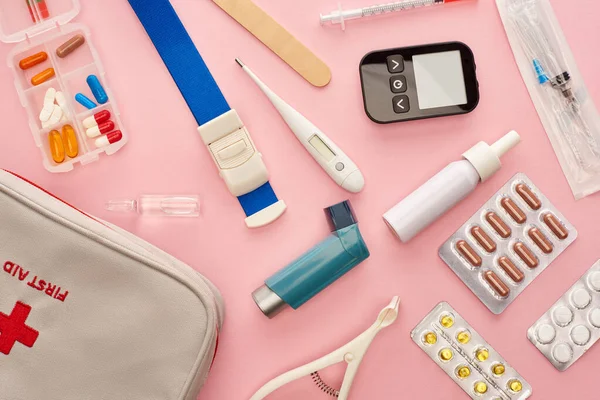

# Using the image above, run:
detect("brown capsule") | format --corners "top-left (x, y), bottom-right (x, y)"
top-left (485, 212), bottom-right (512, 238)
top-left (498, 256), bottom-right (524, 283)
top-left (516, 183), bottom-right (542, 210)
top-left (501, 197), bottom-right (527, 224)
top-left (543, 213), bottom-right (569, 240)
top-left (514, 242), bottom-right (539, 268)
top-left (56, 34), bottom-right (86, 58)
top-left (470, 226), bottom-right (497, 253)
top-left (456, 240), bottom-right (482, 267)
top-left (528, 227), bottom-right (553, 254)
top-left (484, 271), bottom-right (510, 298)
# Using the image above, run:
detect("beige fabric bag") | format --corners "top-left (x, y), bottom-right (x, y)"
top-left (0, 170), bottom-right (224, 400)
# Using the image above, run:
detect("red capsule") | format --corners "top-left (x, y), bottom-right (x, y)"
top-left (95, 130), bottom-right (122, 148)
top-left (83, 110), bottom-right (111, 129)
top-left (86, 120), bottom-right (115, 138)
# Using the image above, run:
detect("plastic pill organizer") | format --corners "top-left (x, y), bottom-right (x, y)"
top-left (439, 173), bottom-right (577, 314)
top-left (528, 260), bottom-right (600, 371)
top-left (0, 0), bottom-right (127, 172)
top-left (411, 302), bottom-right (532, 400)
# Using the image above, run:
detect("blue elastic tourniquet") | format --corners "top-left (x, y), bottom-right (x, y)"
top-left (128, 0), bottom-right (279, 217)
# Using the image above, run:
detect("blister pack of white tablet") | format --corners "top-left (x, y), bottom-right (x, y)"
top-left (528, 260), bottom-right (600, 371)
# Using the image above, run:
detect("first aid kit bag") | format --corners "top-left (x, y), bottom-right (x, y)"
top-left (0, 170), bottom-right (224, 400)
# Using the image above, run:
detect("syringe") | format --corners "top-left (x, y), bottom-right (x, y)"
top-left (320, 0), bottom-right (467, 31)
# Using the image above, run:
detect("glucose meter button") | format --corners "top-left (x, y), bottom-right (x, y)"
top-left (393, 95), bottom-right (410, 114)
top-left (552, 343), bottom-right (573, 364)
top-left (386, 55), bottom-right (404, 73)
top-left (390, 75), bottom-right (407, 93)
top-left (536, 324), bottom-right (556, 344)
top-left (336, 162), bottom-right (345, 171)
top-left (571, 289), bottom-right (592, 309)
top-left (553, 306), bottom-right (573, 327)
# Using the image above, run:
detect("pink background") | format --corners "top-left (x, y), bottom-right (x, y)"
top-left (1, 0), bottom-right (600, 398)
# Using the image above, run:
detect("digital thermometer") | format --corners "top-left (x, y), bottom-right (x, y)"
top-left (236, 59), bottom-right (365, 193)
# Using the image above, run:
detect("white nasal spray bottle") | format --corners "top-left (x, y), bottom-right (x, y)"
top-left (235, 58), bottom-right (364, 193)
top-left (383, 131), bottom-right (521, 243)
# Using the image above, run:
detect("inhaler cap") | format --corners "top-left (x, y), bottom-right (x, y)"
top-left (324, 200), bottom-right (357, 232)
top-left (462, 130), bottom-right (521, 182)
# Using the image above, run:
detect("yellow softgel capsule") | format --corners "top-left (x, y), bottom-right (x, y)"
top-left (49, 129), bottom-right (65, 163)
top-left (440, 314), bottom-right (454, 328)
top-left (492, 363), bottom-right (506, 376)
top-left (456, 366), bottom-right (471, 379)
top-left (474, 381), bottom-right (488, 395)
top-left (439, 348), bottom-right (453, 361)
top-left (476, 348), bottom-right (489, 362)
top-left (61, 124), bottom-right (78, 158)
top-left (509, 379), bottom-right (523, 393)
top-left (457, 330), bottom-right (471, 344)
top-left (424, 332), bottom-right (437, 345)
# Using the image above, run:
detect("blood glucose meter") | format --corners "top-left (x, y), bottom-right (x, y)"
top-left (359, 42), bottom-right (479, 124)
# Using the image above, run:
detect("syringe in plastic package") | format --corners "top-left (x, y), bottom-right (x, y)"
top-left (320, 0), bottom-right (468, 31)
top-left (507, 0), bottom-right (600, 174)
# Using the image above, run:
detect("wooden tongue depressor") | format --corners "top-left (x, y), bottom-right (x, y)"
top-left (212, 0), bottom-right (332, 87)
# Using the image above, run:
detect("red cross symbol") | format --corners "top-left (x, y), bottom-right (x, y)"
top-left (0, 301), bottom-right (39, 355)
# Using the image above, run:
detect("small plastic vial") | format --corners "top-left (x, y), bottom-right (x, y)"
top-left (106, 195), bottom-right (201, 217)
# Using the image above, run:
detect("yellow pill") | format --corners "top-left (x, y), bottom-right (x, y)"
top-left (49, 129), bottom-right (65, 163)
top-left (492, 363), bottom-right (506, 376)
top-left (61, 124), bottom-right (78, 158)
top-left (476, 348), bottom-right (489, 362)
top-left (457, 330), bottom-right (471, 344)
top-left (440, 315), bottom-right (454, 328)
top-left (474, 381), bottom-right (488, 394)
top-left (424, 332), bottom-right (437, 345)
top-left (439, 348), bottom-right (453, 361)
top-left (456, 366), bottom-right (471, 379)
top-left (509, 379), bottom-right (523, 393)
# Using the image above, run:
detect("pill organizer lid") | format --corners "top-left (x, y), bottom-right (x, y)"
top-left (0, 0), bottom-right (79, 43)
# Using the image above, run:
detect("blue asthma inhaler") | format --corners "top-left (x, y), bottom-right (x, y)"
top-left (252, 200), bottom-right (370, 318)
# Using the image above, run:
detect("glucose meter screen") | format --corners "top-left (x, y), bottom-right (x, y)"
top-left (413, 51), bottom-right (468, 110)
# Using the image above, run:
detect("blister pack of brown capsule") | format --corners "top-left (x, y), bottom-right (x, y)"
top-left (439, 173), bottom-right (577, 314)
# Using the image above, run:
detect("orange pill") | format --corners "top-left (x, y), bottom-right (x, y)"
top-left (31, 67), bottom-right (55, 86)
top-left (49, 130), bottom-right (65, 163)
top-left (19, 51), bottom-right (48, 70)
top-left (61, 124), bottom-right (78, 158)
